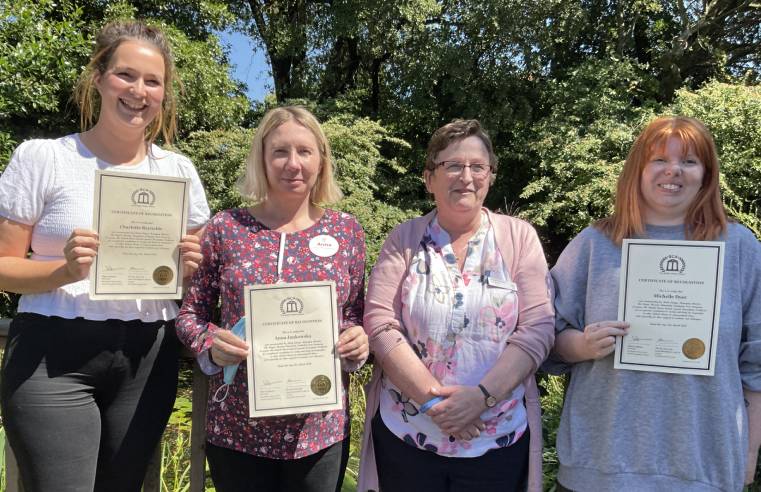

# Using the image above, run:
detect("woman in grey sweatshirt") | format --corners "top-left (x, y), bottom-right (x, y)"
top-left (548, 116), bottom-right (761, 492)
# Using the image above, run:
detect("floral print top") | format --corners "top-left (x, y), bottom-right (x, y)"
top-left (379, 210), bottom-right (527, 457)
top-left (176, 208), bottom-right (365, 458)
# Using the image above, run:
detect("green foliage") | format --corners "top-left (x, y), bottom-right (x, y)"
top-left (168, 27), bottom-right (250, 133)
top-left (168, 396), bottom-right (193, 432)
top-left (178, 110), bottom-right (421, 269)
top-left (160, 425), bottom-right (192, 492)
top-left (174, 128), bottom-right (252, 213)
top-left (669, 82), bottom-right (761, 237)
top-left (539, 374), bottom-right (566, 491)
top-left (0, 0), bottom-right (247, 148)
top-left (323, 115), bottom-right (420, 265)
top-left (0, 0), bottom-right (91, 139)
top-left (520, 59), bottom-right (660, 251)
top-left (522, 78), bottom-right (761, 259)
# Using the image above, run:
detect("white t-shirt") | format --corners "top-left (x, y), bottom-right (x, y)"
top-left (0, 134), bottom-right (211, 321)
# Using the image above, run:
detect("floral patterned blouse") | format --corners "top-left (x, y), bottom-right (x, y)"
top-left (379, 210), bottom-right (527, 457)
top-left (176, 207), bottom-right (365, 458)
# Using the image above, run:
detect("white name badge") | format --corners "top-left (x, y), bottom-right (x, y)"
top-left (487, 277), bottom-right (517, 291)
top-left (309, 235), bottom-right (339, 257)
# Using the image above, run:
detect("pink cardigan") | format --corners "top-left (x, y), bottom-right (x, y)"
top-left (358, 209), bottom-right (554, 492)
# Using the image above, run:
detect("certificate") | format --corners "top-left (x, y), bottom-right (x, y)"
top-left (244, 281), bottom-right (342, 418)
top-left (615, 239), bottom-right (724, 375)
top-left (90, 170), bottom-right (189, 300)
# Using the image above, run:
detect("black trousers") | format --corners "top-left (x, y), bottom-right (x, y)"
top-left (0, 313), bottom-right (180, 492)
top-left (372, 412), bottom-right (529, 492)
top-left (205, 438), bottom-right (350, 492)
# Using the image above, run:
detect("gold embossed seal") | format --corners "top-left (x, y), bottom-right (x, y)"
top-left (153, 266), bottom-right (174, 286)
top-left (310, 375), bottom-right (331, 396)
top-left (682, 338), bottom-right (705, 359)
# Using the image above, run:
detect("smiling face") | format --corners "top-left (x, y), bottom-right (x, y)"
top-left (263, 120), bottom-right (322, 201)
top-left (95, 40), bottom-right (166, 134)
top-left (424, 136), bottom-right (492, 220)
top-left (639, 136), bottom-right (706, 225)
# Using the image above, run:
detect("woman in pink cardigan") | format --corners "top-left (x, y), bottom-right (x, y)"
top-left (358, 119), bottom-right (554, 492)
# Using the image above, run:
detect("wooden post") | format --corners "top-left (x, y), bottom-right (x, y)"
top-left (189, 359), bottom-right (209, 492)
top-left (142, 443), bottom-right (162, 492)
top-left (4, 438), bottom-right (23, 492)
top-left (0, 319), bottom-right (23, 492)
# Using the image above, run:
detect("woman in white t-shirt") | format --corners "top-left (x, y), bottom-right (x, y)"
top-left (0, 21), bottom-right (210, 492)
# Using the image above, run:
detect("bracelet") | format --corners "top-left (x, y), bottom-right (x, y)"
top-left (418, 396), bottom-right (445, 414)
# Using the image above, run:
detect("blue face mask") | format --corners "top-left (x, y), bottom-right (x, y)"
top-left (213, 317), bottom-right (246, 403)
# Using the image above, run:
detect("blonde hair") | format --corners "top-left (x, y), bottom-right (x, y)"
top-left (238, 106), bottom-right (343, 204)
top-left (73, 20), bottom-right (179, 145)
top-left (597, 116), bottom-right (727, 243)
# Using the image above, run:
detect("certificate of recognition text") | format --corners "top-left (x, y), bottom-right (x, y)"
top-left (244, 281), bottom-right (343, 418)
top-left (615, 239), bottom-right (724, 375)
top-left (90, 170), bottom-right (189, 300)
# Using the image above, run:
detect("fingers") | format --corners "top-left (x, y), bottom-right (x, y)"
top-left (63, 229), bottom-right (99, 280)
top-left (180, 235), bottom-right (203, 274)
top-left (65, 229), bottom-right (99, 254)
top-left (583, 321), bottom-right (630, 359)
top-left (211, 330), bottom-right (250, 366)
top-left (338, 326), bottom-right (369, 362)
top-left (429, 385), bottom-right (457, 398)
top-left (453, 422), bottom-right (484, 441)
top-left (215, 329), bottom-right (249, 349)
top-left (745, 451), bottom-right (758, 485)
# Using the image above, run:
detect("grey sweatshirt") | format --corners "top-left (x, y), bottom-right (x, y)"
top-left (547, 223), bottom-right (761, 492)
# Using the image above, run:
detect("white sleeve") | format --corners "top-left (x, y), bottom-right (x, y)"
top-left (174, 154), bottom-right (211, 230)
top-left (0, 140), bottom-right (55, 225)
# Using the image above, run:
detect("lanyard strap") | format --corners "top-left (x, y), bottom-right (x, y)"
top-left (277, 232), bottom-right (286, 282)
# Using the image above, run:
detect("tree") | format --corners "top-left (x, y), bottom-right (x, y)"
top-left (521, 79), bottom-right (761, 259)
top-left (176, 107), bottom-right (420, 266)
top-left (0, 0), bottom-right (249, 170)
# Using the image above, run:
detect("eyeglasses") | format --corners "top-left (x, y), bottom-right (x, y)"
top-left (435, 161), bottom-right (492, 178)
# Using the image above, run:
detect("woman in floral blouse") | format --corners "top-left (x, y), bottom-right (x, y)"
top-left (176, 106), bottom-right (369, 492)
top-left (358, 119), bottom-right (554, 492)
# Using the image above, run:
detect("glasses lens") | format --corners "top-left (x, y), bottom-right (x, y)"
top-left (439, 162), bottom-right (491, 177)
top-left (470, 165), bottom-right (488, 176)
top-left (444, 162), bottom-right (464, 174)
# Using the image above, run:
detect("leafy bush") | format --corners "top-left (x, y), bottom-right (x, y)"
top-left (669, 82), bottom-right (761, 237)
top-left (522, 76), bottom-right (761, 258)
top-left (178, 111), bottom-right (421, 270)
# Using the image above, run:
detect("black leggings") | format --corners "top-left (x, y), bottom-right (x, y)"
top-left (205, 439), bottom-right (350, 492)
top-left (0, 313), bottom-right (180, 492)
top-left (372, 412), bottom-right (529, 492)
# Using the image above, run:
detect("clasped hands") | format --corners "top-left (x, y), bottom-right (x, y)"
top-left (423, 385), bottom-right (488, 442)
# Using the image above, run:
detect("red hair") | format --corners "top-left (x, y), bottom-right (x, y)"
top-left (597, 116), bottom-right (727, 243)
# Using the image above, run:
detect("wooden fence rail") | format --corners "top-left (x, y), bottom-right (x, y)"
top-left (0, 318), bottom-right (210, 492)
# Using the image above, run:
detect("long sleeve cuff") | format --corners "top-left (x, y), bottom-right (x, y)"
top-left (197, 349), bottom-right (223, 376)
top-left (369, 325), bottom-right (409, 365)
top-left (341, 354), bottom-right (368, 373)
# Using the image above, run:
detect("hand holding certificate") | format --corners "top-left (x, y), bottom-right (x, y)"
top-left (90, 170), bottom-right (190, 299)
top-left (244, 281), bottom-right (342, 418)
top-left (615, 239), bottom-right (724, 375)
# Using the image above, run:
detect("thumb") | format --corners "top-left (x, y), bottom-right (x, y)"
top-left (432, 385), bottom-right (457, 397)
